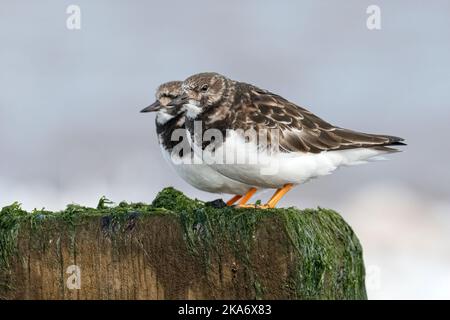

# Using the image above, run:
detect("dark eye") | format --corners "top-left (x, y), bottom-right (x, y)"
top-left (200, 84), bottom-right (208, 92)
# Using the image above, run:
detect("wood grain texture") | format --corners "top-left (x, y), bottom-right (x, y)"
top-left (0, 191), bottom-right (367, 300)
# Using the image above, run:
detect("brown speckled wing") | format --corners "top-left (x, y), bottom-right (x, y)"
top-left (231, 83), bottom-right (405, 154)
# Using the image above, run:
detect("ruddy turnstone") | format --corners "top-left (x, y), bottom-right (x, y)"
top-left (140, 81), bottom-right (257, 206)
top-left (172, 72), bottom-right (406, 208)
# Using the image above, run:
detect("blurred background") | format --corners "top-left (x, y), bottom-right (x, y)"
top-left (1, 0), bottom-right (449, 299)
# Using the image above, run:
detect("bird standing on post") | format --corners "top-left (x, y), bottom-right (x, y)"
top-left (170, 72), bottom-right (406, 208)
top-left (141, 81), bottom-right (257, 206)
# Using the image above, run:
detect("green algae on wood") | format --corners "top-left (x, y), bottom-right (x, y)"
top-left (0, 187), bottom-right (367, 299)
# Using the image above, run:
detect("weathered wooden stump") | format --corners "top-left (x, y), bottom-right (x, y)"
top-left (0, 188), bottom-right (367, 299)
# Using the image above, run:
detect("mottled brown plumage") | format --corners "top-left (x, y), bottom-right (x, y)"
top-left (181, 72), bottom-right (406, 153)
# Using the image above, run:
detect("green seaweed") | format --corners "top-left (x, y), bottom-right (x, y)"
top-left (0, 187), bottom-right (366, 299)
top-left (0, 202), bottom-right (26, 271)
top-left (279, 208), bottom-right (366, 299)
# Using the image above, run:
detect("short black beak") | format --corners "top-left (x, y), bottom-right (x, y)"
top-left (168, 93), bottom-right (189, 107)
top-left (140, 101), bottom-right (161, 113)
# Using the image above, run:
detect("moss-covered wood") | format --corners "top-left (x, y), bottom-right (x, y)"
top-left (0, 187), bottom-right (367, 299)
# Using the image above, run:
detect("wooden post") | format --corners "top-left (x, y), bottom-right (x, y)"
top-left (0, 188), bottom-right (367, 300)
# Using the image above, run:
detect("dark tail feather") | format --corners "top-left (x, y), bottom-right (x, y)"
top-left (370, 135), bottom-right (406, 153)
top-left (372, 145), bottom-right (403, 153)
top-left (380, 135), bottom-right (407, 146)
top-left (334, 128), bottom-right (407, 150)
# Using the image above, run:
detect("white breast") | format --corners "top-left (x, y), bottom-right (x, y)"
top-left (159, 143), bottom-right (253, 195)
top-left (199, 130), bottom-right (391, 188)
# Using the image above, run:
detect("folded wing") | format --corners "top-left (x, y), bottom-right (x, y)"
top-left (233, 83), bottom-right (406, 154)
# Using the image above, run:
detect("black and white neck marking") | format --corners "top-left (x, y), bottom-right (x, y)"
top-left (155, 110), bottom-right (187, 152)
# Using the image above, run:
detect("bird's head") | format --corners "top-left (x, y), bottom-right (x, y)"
top-left (170, 73), bottom-right (229, 113)
top-left (140, 81), bottom-right (185, 122)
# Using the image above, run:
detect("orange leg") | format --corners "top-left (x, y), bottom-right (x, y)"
top-left (226, 194), bottom-right (243, 206)
top-left (264, 183), bottom-right (294, 208)
top-left (236, 188), bottom-right (257, 206)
